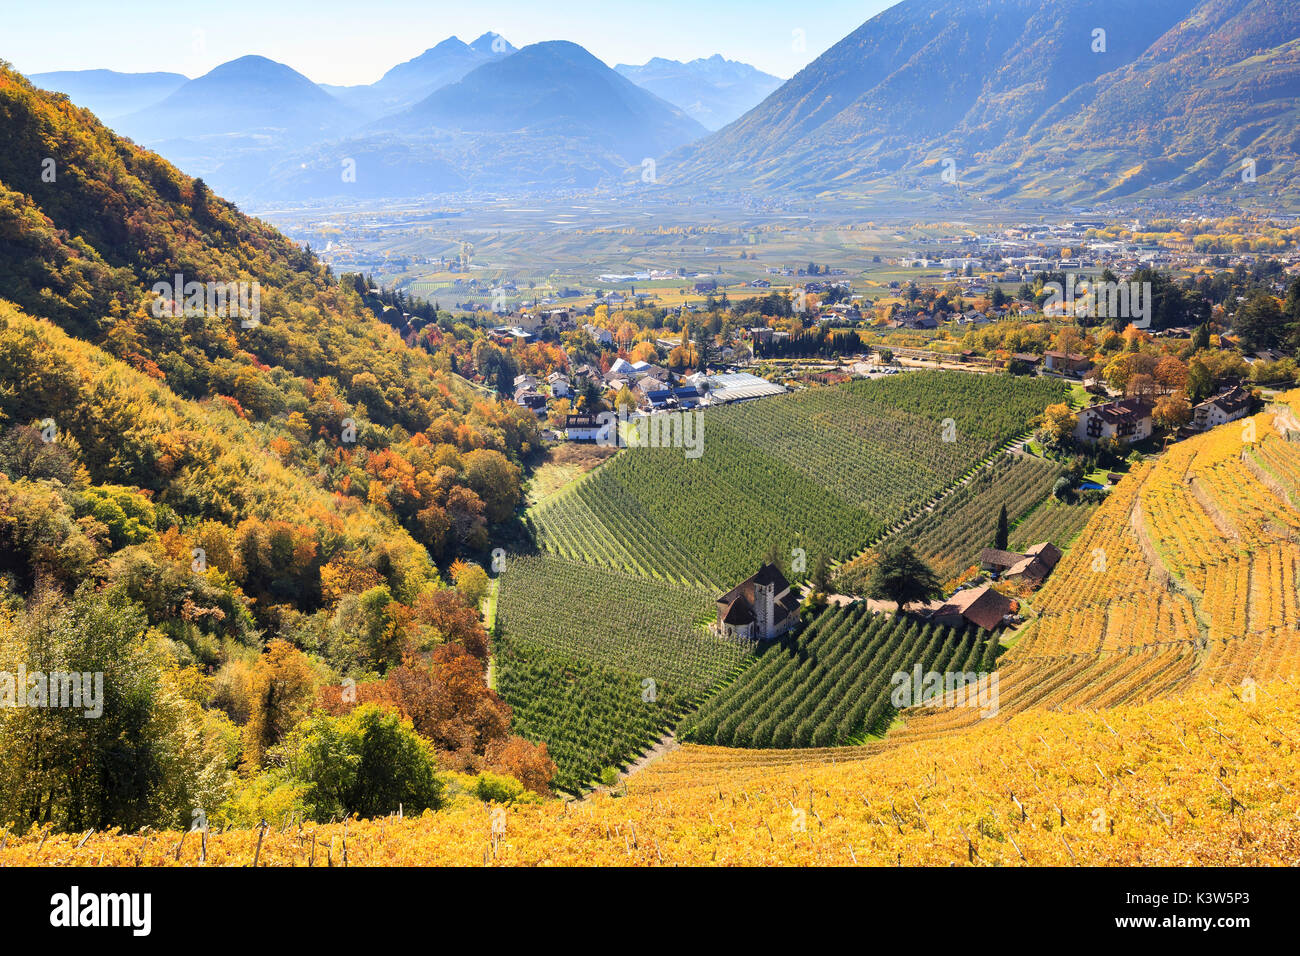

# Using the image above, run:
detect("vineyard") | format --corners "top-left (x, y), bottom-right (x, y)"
top-left (1007, 498), bottom-right (1099, 552)
top-left (681, 606), bottom-right (995, 748)
top-left (15, 682), bottom-right (1297, 866)
top-left (1004, 398), bottom-right (1300, 697)
top-left (494, 554), bottom-right (752, 791)
top-left (530, 372), bottom-right (1067, 588)
top-left (835, 453), bottom-right (1065, 591)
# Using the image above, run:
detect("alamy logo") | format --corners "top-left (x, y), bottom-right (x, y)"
top-left (890, 665), bottom-right (1000, 717)
top-left (596, 406), bottom-right (704, 459)
top-left (0, 666), bottom-right (103, 717)
top-left (151, 273), bottom-right (261, 328)
top-left (50, 886), bottom-right (151, 936)
top-left (1043, 274), bottom-right (1151, 328)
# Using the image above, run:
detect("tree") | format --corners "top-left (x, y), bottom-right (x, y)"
top-left (462, 448), bottom-right (522, 525)
top-left (810, 553), bottom-right (830, 595)
top-left (243, 638), bottom-right (318, 766)
top-left (450, 559), bottom-right (490, 609)
top-left (276, 703), bottom-right (444, 821)
top-left (1153, 393), bottom-right (1192, 433)
top-left (1186, 358), bottom-right (1215, 404)
top-left (1234, 291), bottom-right (1285, 351)
top-left (994, 504), bottom-right (1008, 551)
top-left (1040, 403), bottom-right (1078, 445)
top-left (867, 542), bottom-right (943, 609)
top-left (0, 586), bottom-right (230, 832)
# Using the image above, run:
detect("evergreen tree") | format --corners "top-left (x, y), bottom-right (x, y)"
top-left (868, 542), bottom-right (943, 609)
top-left (994, 504), bottom-right (1009, 551)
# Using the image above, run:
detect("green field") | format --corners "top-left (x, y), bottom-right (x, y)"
top-left (494, 554), bottom-right (752, 791)
top-left (530, 372), bottom-right (1069, 589)
top-left (499, 372), bottom-right (1065, 789)
top-left (835, 453), bottom-right (1066, 591)
top-left (1007, 498), bottom-right (1100, 552)
top-left (681, 605), bottom-right (998, 749)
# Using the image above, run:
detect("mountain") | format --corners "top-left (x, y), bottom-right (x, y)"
top-left (387, 40), bottom-right (705, 158)
top-left (118, 55), bottom-right (359, 144)
top-left (25, 69), bottom-right (187, 119)
top-left (615, 55), bottom-right (783, 130)
top-left (106, 55), bottom-right (361, 199)
top-left (254, 40), bottom-right (707, 200)
top-left (322, 32), bottom-right (516, 117)
top-left (666, 0), bottom-right (1300, 205)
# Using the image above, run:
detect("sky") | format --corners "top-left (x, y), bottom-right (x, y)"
top-left (6, 0), bottom-right (900, 85)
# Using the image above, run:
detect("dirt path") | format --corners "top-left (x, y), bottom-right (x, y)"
top-left (578, 732), bottom-right (681, 801)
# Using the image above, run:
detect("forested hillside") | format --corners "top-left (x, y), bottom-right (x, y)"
top-left (0, 63), bottom-right (553, 833)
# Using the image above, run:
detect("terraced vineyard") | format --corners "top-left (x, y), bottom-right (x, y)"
top-left (1006, 398), bottom-right (1300, 695)
top-left (530, 372), bottom-right (1068, 588)
top-left (681, 605), bottom-right (995, 748)
top-left (835, 453), bottom-right (1065, 592)
top-left (494, 554), bottom-right (752, 791)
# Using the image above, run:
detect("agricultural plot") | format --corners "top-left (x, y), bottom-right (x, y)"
top-left (835, 453), bottom-right (1065, 592)
top-left (530, 372), bottom-right (1067, 588)
top-left (681, 605), bottom-right (996, 749)
top-left (1007, 498), bottom-right (1099, 552)
top-left (494, 554), bottom-right (752, 791)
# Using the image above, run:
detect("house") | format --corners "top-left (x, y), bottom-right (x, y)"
top-left (513, 374), bottom-right (538, 390)
top-left (565, 412), bottom-right (606, 442)
top-left (1009, 353), bottom-right (1042, 368)
top-left (584, 323), bottom-right (613, 346)
top-left (546, 372), bottom-right (571, 398)
top-left (514, 389), bottom-right (547, 416)
top-left (1044, 351), bottom-right (1092, 375)
top-left (1192, 386), bottom-right (1252, 431)
top-left (694, 280), bottom-right (718, 294)
top-left (978, 543), bottom-right (1062, 587)
top-left (490, 326), bottom-right (533, 345)
top-left (1074, 397), bottom-right (1153, 444)
top-left (714, 563), bottom-right (800, 641)
top-left (905, 314), bottom-right (939, 330)
top-left (928, 585), bottom-right (1013, 631)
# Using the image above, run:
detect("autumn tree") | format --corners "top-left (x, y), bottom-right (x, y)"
top-left (1040, 403), bottom-right (1078, 446)
top-left (243, 638), bottom-right (318, 767)
top-left (450, 559), bottom-right (490, 609)
top-left (1153, 393), bottom-right (1192, 433)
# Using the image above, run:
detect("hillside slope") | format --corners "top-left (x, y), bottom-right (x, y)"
top-left (667, 0), bottom-right (1300, 204)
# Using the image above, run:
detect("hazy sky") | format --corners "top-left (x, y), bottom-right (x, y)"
top-left (8, 0), bottom-right (900, 85)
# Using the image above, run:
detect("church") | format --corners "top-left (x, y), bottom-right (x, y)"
top-left (714, 563), bottom-right (800, 641)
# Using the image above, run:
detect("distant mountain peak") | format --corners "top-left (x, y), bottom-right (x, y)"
top-left (470, 32), bottom-right (516, 56)
top-left (615, 53), bottom-right (783, 130)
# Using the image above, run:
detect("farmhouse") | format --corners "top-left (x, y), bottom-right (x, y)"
top-left (1074, 397), bottom-right (1153, 444)
top-left (1192, 386), bottom-right (1252, 431)
top-left (714, 563), bottom-right (800, 641)
top-left (928, 584), bottom-right (1013, 631)
top-left (978, 542), bottom-right (1062, 586)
